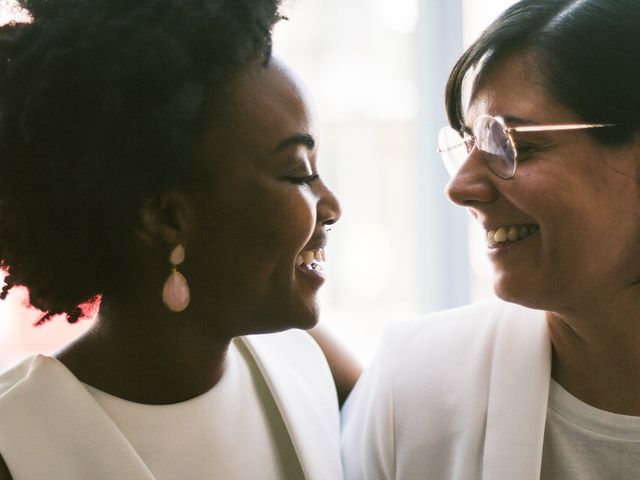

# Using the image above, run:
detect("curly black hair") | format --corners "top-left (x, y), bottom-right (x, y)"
top-left (0, 0), bottom-right (283, 323)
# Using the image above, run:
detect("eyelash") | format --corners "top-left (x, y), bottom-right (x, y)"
top-left (514, 143), bottom-right (539, 158)
top-left (289, 174), bottom-right (319, 185)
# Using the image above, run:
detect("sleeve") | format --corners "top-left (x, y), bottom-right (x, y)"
top-left (341, 329), bottom-right (397, 480)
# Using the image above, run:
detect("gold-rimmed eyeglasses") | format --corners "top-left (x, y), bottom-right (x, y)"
top-left (437, 114), bottom-right (619, 179)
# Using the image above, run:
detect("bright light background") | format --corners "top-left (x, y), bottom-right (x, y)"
top-left (274, 0), bottom-right (517, 363)
top-left (0, 0), bottom-right (517, 371)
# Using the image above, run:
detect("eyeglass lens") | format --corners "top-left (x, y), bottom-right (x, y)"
top-left (437, 115), bottom-right (517, 178)
top-left (437, 127), bottom-right (469, 177)
top-left (474, 116), bottom-right (516, 178)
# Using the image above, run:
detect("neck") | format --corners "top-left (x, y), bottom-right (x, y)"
top-left (57, 300), bottom-right (233, 405)
top-left (547, 296), bottom-right (640, 416)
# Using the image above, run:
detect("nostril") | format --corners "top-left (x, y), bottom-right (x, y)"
top-left (445, 169), bottom-right (498, 206)
top-left (444, 177), bottom-right (463, 204)
top-left (317, 182), bottom-right (342, 225)
top-left (322, 198), bottom-right (342, 225)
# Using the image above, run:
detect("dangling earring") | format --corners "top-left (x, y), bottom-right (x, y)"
top-left (162, 244), bottom-right (190, 312)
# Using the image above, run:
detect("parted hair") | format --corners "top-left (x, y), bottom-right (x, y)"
top-left (0, 0), bottom-right (283, 323)
top-left (445, 0), bottom-right (640, 144)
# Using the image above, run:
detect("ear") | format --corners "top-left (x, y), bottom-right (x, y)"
top-left (134, 189), bottom-right (195, 248)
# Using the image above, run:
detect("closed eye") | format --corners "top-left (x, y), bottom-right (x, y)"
top-left (515, 142), bottom-right (547, 160)
top-left (287, 174), bottom-right (319, 185)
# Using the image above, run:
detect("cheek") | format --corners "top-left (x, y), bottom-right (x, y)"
top-left (265, 190), bottom-right (316, 248)
top-left (243, 187), bottom-right (317, 259)
top-left (530, 175), bottom-right (639, 273)
top-left (195, 177), bottom-right (319, 276)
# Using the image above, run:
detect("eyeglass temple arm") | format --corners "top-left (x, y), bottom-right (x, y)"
top-left (436, 141), bottom-right (466, 154)
top-left (506, 123), bottom-right (618, 133)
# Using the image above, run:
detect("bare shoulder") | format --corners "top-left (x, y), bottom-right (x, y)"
top-left (0, 454), bottom-right (12, 480)
top-left (308, 325), bottom-right (362, 406)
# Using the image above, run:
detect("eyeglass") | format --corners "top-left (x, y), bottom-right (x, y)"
top-left (437, 114), bottom-right (619, 179)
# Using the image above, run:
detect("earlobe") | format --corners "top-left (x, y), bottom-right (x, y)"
top-left (134, 189), bottom-right (195, 248)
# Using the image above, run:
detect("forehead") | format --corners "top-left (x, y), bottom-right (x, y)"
top-left (198, 58), bottom-right (314, 176)
top-left (224, 59), bottom-right (313, 143)
top-left (464, 54), bottom-right (580, 126)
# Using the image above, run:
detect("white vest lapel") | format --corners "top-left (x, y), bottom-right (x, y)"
top-left (0, 355), bottom-right (155, 479)
top-left (481, 305), bottom-right (551, 480)
top-left (240, 331), bottom-right (343, 480)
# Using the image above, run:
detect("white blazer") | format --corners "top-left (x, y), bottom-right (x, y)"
top-left (342, 301), bottom-right (551, 480)
top-left (0, 329), bottom-right (343, 480)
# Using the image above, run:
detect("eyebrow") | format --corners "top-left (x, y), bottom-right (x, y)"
top-left (502, 115), bottom-right (539, 126)
top-left (271, 133), bottom-right (316, 153)
top-left (463, 115), bottom-right (539, 132)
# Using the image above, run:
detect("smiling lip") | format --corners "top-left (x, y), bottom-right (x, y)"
top-left (485, 224), bottom-right (539, 249)
top-left (485, 228), bottom-right (539, 259)
top-left (295, 247), bottom-right (326, 283)
top-left (296, 263), bottom-right (326, 290)
top-left (294, 245), bottom-right (327, 292)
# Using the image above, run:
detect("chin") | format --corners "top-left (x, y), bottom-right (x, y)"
top-left (285, 303), bottom-right (320, 331)
top-left (294, 311), bottom-right (320, 330)
top-left (493, 280), bottom-right (550, 311)
top-left (252, 301), bottom-right (319, 335)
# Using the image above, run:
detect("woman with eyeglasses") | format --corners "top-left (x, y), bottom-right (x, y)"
top-left (342, 0), bottom-right (640, 478)
top-left (0, 0), bottom-right (353, 478)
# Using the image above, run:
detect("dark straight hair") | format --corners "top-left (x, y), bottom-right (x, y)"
top-left (445, 0), bottom-right (640, 144)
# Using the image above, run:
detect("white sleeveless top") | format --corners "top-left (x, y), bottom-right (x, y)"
top-left (0, 330), bottom-right (343, 480)
top-left (84, 339), bottom-right (304, 479)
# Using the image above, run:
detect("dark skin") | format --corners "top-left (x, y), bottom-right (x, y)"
top-left (0, 59), bottom-right (358, 478)
top-left (0, 457), bottom-right (9, 480)
top-left (53, 188), bottom-right (234, 404)
top-left (54, 58), bottom-right (344, 403)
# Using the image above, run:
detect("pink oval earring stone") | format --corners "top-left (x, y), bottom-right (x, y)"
top-left (162, 270), bottom-right (190, 312)
top-left (170, 244), bottom-right (185, 265)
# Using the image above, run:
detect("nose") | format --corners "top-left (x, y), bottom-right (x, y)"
top-left (317, 179), bottom-right (342, 226)
top-left (445, 147), bottom-right (499, 207)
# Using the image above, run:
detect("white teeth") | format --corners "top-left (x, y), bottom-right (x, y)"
top-left (297, 248), bottom-right (326, 267)
top-left (494, 227), bottom-right (508, 243)
top-left (507, 226), bottom-right (519, 242)
top-left (486, 224), bottom-right (539, 246)
top-left (303, 251), bottom-right (314, 265)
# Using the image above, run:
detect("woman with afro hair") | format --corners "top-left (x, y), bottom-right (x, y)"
top-left (0, 0), bottom-right (349, 478)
